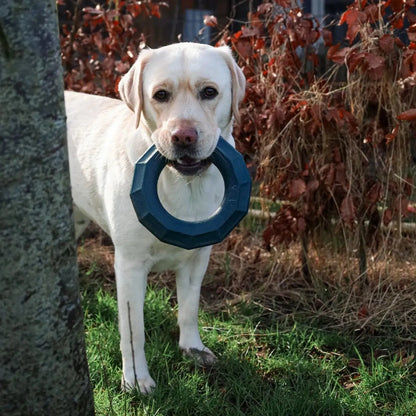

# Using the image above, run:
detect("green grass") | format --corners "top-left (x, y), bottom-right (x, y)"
top-left (82, 285), bottom-right (416, 416)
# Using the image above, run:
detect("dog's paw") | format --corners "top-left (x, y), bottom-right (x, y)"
top-left (181, 346), bottom-right (217, 367)
top-left (121, 375), bottom-right (156, 395)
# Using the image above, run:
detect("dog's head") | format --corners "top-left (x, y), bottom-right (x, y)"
top-left (118, 43), bottom-right (246, 176)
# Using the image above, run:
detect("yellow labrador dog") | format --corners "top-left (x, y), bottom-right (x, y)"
top-left (65, 43), bottom-right (245, 393)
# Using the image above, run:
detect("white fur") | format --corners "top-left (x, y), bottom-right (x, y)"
top-left (65, 43), bottom-right (245, 393)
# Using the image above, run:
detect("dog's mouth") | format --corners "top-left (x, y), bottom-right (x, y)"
top-left (169, 156), bottom-right (211, 176)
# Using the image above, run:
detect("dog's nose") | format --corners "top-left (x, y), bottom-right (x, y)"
top-left (171, 127), bottom-right (198, 147)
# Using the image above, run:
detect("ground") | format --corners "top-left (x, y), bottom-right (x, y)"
top-left (77, 222), bottom-right (416, 415)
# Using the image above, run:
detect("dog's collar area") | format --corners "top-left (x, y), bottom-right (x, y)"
top-left (130, 136), bottom-right (252, 250)
top-left (169, 157), bottom-right (212, 176)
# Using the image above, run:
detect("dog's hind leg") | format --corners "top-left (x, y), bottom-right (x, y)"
top-left (176, 246), bottom-right (217, 367)
top-left (73, 205), bottom-right (90, 239)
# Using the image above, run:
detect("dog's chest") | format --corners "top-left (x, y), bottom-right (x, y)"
top-left (148, 243), bottom-right (197, 272)
top-left (157, 166), bottom-right (224, 222)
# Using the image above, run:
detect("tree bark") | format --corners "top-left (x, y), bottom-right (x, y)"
top-left (0, 1), bottom-right (94, 415)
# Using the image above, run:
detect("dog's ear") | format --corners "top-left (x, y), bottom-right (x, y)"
top-left (118, 50), bottom-right (152, 129)
top-left (217, 46), bottom-right (246, 123)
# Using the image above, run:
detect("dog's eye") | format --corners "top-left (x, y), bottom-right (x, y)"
top-left (200, 87), bottom-right (218, 100)
top-left (153, 90), bottom-right (170, 102)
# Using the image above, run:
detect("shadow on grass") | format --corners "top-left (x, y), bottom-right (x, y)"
top-left (140, 354), bottom-right (345, 416)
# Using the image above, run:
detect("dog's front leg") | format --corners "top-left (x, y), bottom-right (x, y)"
top-left (114, 248), bottom-right (155, 394)
top-left (176, 246), bottom-right (217, 366)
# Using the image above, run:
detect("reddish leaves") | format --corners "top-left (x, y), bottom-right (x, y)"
top-left (397, 109), bottom-right (416, 121)
top-left (263, 206), bottom-right (306, 247)
top-left (60, 0), bottom-right (167, 97)
top-left (329, 49), bottom-right (386, 80)
top-left (340, 9), bottom-right (367, 43)
top-left (340, 196), bottom-right (356, 228)
top-left (288, 179), bottom-right (306, 201)
top-left (379, 34), bottom-right (395, 54)
top-left (389, 0), bottom-right (405, 13)
top-left (327, 44), bottom-right (348, 64)
top-left (383, 208), bottom-right (393, 226)
top-left (228, 0), bottom-right (416, 248)
top-left (363, 53), bottom-right (385, 80)
top-left (329, 1), bottom-right (416, 82)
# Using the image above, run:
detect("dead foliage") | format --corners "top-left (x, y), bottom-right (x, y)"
top-left (77, 225), bottom-right (416, 339)
top-left (59, 0), bottom-right (167, 96)
top-left (216, 0), bottom-right (416, 282)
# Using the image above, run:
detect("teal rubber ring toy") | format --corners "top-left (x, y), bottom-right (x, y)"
top-left (130, 137), bottom-right (252, 250)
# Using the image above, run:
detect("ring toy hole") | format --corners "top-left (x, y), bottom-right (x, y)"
top-left (157, 164), bottom-right (225, 221)
top-left (130, 136), bottom-right (252, 250)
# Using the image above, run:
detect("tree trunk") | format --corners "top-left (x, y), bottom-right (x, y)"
top-left (0, 1), bottom-right (94, 415)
